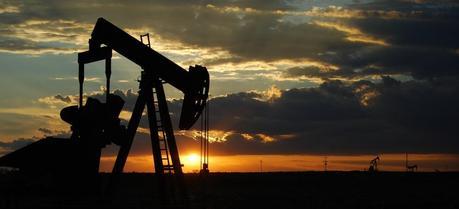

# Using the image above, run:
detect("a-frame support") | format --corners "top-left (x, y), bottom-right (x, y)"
top-left (111, 71), bottom-right (183, 175)
top-left (77, 47), bottom-right (184, 175)
top-left (78, 43), bottom-right (188, 208)
top-left (111, 70), bottom-right (187, 207)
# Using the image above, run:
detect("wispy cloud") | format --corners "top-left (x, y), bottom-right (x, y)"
top-left (0, 19), bottom-right (92, 54)
top-left (313, 21), bottom-right (389, 46)
top-left (0, 5), bottom-right (20, 14)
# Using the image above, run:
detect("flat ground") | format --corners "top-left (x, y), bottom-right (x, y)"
top-left (0, 172), bottom-right (458, 209)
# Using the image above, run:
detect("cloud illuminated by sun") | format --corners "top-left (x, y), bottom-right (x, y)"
top-left (313, 21), bottom-right (389, 46)
top-left (178, 130), bottom-right (233, 143)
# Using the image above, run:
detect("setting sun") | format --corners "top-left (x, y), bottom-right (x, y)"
top-left (184, 153), bottom-right (200, 167)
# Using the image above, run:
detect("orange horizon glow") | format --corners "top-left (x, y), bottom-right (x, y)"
top-left (98, 153), bottom-right (459, 173)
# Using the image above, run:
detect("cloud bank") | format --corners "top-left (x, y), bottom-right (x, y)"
top-left (49, 76), bottom-right (457, 156)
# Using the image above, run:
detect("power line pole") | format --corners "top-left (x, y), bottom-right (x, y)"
top-left (324, 156), bottom-right (328, 172)
top-left (405, 152), bottom-right (408, 172)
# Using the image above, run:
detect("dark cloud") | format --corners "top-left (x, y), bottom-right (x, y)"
top-left (2, 0), bottom-right (457, 80)
top-left (53, 95), bottom-right (72, 103)
top-left (5, 75), bottom-right (458, 157)
top-left (78, 74), bottom-right (459, 156)
top-left (319, 45), bottom-right (459, 79)
top-left (0, 0), bottom-right (352, 67)
top-left (37, 127), bottom-right (52, 134)
top-left (170, 77), bottom-right (458, 155)
top-left (332, 1), bottom-right (459, 78)
top-left (353, 0), bottom-right (459, 11)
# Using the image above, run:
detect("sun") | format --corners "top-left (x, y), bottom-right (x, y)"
top-left (184, 153), bottom-right (200, 166)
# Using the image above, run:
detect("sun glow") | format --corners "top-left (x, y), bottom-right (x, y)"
top-left (184, 153), bottom-right (200, 167)
top-left (98, 153), bottom-right (459, 173)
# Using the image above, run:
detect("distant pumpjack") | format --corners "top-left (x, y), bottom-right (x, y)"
top-left (407, 164), bottom-right (418, 172)
top-left (405, 153), bottom-right (418, 172)
top-left (368, 156), bottom-right (380, 172)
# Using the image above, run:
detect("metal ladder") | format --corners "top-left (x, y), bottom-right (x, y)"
top-left (153, 87), bottom-right (174, 174)
top-left (141, 33), bottom-right (173, 174)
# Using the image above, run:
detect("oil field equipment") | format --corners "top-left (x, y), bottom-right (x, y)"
top-left (0, 17), bottom-right (210, 208)
top-left (368, 156), bottom-right (380, 172)
top-left (405, 153), bottom-right (418, 172)
top-left (199, 100), bottom-right (210, 174)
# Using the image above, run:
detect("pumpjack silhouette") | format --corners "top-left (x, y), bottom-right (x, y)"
top-left (0, 18), bottom-right (209, 208)
top-left (405, 153), bottom-right (418, 172)
top-left (368, 156), bottom-right (380, 172)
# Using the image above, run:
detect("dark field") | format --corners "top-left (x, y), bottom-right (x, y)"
top-left (0, 172), bottom-right (458, 209)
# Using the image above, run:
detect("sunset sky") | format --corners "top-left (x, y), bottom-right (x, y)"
top-left (0, 0), bottom-right (458, 172)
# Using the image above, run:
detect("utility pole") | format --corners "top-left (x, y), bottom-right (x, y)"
top-left (324, 156), bottom-right (328, 172)
top-left (405, 153), bottom-right (408, 172)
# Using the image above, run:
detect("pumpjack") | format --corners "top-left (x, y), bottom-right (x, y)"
top-left (0, 18), bottom-right (209, 207)
top-left (368, 156), bottom-right (380, 172)
top-left (405, 153), bottom-right (418, 172)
